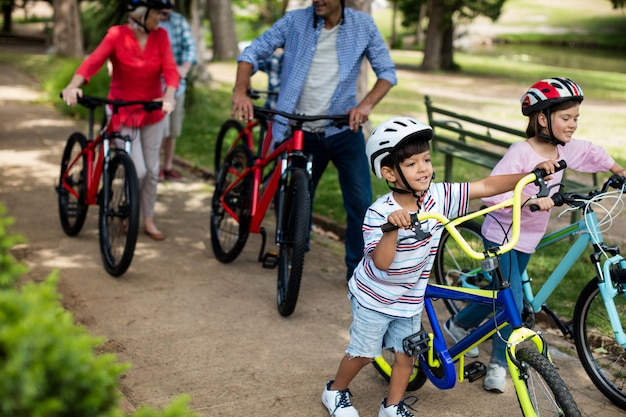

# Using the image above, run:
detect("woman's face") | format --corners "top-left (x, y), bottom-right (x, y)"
top-left (145, 8), bottom-right (161, 31)
top-left (542, 104), bottom-right (580, 144)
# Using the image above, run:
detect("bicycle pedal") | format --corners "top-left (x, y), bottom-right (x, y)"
top-left (262, 251), bottom-right (278, 269)
top-left (464, 361), bottom-right (487, 382)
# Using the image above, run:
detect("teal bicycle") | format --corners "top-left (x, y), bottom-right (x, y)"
top-left (373, 162), bottom-right (581, 416)
top-left (433, 174), bottom-right (626, 410)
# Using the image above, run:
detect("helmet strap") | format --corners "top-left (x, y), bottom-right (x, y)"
top-left (129, 8), bottom-right (151, 33)
top-left (541, 109), bottom-right (565, 147)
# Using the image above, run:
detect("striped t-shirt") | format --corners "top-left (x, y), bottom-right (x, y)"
top-left (348, 182), bottom-right (471, 318)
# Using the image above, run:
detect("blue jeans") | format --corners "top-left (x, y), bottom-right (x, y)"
top-left (303, 128), bottom-right (372, 279)
top-left (453, 238), bottom-right (531, 367)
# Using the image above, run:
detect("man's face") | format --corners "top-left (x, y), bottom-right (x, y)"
top-left (159, 9), bottom-right (171, 21)
top-left (312, 0), bottom-right (342, 20)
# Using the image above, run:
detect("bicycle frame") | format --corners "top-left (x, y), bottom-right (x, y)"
top-left (217, 122), bottom-right (310, 235)
top-left (522, 205), bottom-right (626, 346)
top-left (60, 107), bottom-right (129, 206)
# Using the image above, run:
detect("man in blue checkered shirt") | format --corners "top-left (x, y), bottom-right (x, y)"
top-left (232, 0), bottom-right (397, 284)
top-left (159, 1), bottom-right (197, 180)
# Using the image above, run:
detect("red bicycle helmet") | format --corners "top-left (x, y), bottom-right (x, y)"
top-left (520, 77), bottom-right (584, 116)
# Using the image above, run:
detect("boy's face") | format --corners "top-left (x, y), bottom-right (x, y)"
top-left (383, 150), bottom-right (434, 193)
top-left (540, 104), bottom-right (579, 145)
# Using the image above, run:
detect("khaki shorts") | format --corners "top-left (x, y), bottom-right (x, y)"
top-left (163, 96), bottom-right (185, 138)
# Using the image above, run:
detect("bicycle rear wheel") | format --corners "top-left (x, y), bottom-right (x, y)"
top-left (214, 119), bottom-right (244, 172)
top-left (57, 132), bottom-right (89, 236)
top-left (98, 152), bottom-right (139, 277)
top-left (210, 145), bottom-right (253, 263)
top-left (276, 168), bottom-right (309, 317)
top-left (432, 220), bottom-right (487, 315)
top-left (514, 348), bottom-right (581, 417)
top-left (573, 277), bottom-right (626, 410)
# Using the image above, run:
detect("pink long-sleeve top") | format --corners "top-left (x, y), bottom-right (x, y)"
top-left (481, 139), bottom-right (615, 253)
top-left (76, 24), bottom-right (179, 126)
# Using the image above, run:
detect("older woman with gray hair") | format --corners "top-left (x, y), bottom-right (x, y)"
top-left (61, 0), bottom-right (179, 240)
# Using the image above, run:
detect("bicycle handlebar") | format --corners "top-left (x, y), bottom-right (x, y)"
top-left (530, 174), bottom-right (626, 211)
top-left (59, 93), bottom-right (163, 112)
top-left (251, 106), bottom-right (350, 129)
top-left (381, 160), bottom-right (567, 260)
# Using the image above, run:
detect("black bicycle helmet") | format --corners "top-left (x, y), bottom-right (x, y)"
top-left (520, 77), bottom-right (584, 117)
top-left (127, 0), bottom-right (173, 11)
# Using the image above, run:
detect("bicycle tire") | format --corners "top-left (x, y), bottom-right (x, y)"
top-left (214, 119), bottom-right (244, 172)
top-left (372, 351), bottom-right (428, 391)
top-left (57, 132), bottom-right (89, 236)
top-left (573, 277), bottom-right (626, 410)
top-left (210, 145), bottom-right (253, 263)
top-left (514, 348), bottom-right (581, 417)
top-left (98, 152), bottom-right (140, 277)
top-left (276, 168), bottom-right (309, 317)
top-left (432, 220), bottom-right (486, 315)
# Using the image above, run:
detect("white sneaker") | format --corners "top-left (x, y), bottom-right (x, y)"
top-left (444, 318), bottom-right (479, 358)
top-left (483, 363), bottom-right (506, 393)
top-left (322, 381), bottom-right (360, 417)
top-left (378, 397), bottom-right (417, 417)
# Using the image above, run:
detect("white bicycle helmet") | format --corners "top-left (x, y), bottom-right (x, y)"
top-left (520, 77), bottom-right (584, 116)
top-left (366, 117), bottom-right (432, 179)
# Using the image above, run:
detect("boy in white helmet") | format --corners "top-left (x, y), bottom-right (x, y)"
top-left (322, 116), bottom-right (560, 417)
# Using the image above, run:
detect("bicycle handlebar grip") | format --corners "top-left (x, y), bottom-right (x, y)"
top-left (529, 193), bottom-right (565, 212)
top-left (532, 159), bottom-right (567, 180)
top-left (381, 222), bottom-right (400, 233)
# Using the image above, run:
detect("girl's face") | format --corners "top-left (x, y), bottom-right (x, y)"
top-left (388, 151), bottom-right (434, 193)
top-left (541, 104), bottom-right (580, 144)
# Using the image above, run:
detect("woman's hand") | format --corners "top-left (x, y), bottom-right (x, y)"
top-left (61, 86), bottom-right (83, 106)
top-left (160, 88), bottom-right (177, 113)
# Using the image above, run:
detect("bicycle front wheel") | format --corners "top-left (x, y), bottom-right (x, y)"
top-left (573, 277), bottom-right (626, 410)
top-left (276, 168), bottom-right (309, 317)
top-left (432, 220), bottom-right (487, 315)
top-left (210, 145), bottom-right (253, 263)
top-left (57, 132), bottom-right (89, 236)
top-left (98, 152), bottom-right (139, 277)
top-left (372, 351), bottom-right (427, 391)
top-left (214, 119), bottom-right (244, 172)
top-left (514, 348), bottom-right (581, 417)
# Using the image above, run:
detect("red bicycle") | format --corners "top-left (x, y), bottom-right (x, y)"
top-left (211, 90), bottom-right (348, 316)
top-left (56, 95), bottom-right (161, 276)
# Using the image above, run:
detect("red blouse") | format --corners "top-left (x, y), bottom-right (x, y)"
top-left (76, 25), bottom-right (179, 126)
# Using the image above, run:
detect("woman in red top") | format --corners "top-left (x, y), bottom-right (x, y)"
top-left (61, 0), bottom-right (179, 241)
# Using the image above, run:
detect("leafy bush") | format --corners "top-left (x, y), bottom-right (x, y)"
top-left (0, 204), bottom-right (197, 417)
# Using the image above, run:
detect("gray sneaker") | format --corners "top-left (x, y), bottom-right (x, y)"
top-left (378, 397), bottom-right (417, 417)
top-left (444, 318), bottom-right (480, 358)
top-left (483, 363), bottom-right (506, 393)
top-left (322, 381), bottom-right (360, 417)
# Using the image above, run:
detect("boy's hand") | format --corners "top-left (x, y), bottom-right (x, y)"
top-left (386, 209), bottom-right (412, 230)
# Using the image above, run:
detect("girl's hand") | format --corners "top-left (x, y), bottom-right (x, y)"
top-left (528, 196), bottom-right (555, 211)
top-left (386, 209), bottom-right (412, 230)
top-left (534, 159), bottom-right (561, 181)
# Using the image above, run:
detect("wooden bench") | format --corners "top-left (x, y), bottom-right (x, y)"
top-left (424, 95), bottom-right (598, 196)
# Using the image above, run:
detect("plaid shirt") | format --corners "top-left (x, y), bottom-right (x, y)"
top-left (238, 6), bottom-right (396, 141)
top-left (159, 11), bottom-right (197, 96)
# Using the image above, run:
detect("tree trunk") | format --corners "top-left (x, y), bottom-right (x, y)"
top-left (189, 0), bottom-right (211, 82)
top-left (421, 0), bottom-right (444, 70)
top-left (206, 0), bottom-right (239, 61)
top-left (440, 19), bottom-right (455, 70)
top-left (52, 0), bottom-right (83, 58)
top-left (2, 1), bottom-right (13, 33)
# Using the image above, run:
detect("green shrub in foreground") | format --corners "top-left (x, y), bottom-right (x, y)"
top-left (0, 203), bottom-right (197, 417)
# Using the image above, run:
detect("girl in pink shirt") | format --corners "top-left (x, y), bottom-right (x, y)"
top-left (447, 77), bottom-right (626, 394)
top-left (61, 0), bottom-right (179, 240)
